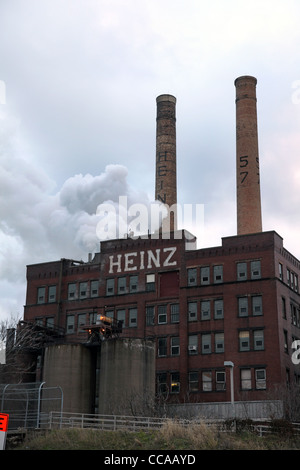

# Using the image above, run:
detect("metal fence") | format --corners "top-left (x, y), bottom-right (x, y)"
top-left (47, 412), bottom-right (165, 431)
top-left (46, 411), bottom-right (300, 437)
top-left (0, 382), bottom-right (63, 430)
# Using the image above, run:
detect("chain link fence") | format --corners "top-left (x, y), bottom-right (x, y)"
top-left (0, 382), bottom-right (63, 430)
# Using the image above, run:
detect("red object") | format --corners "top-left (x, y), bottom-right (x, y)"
top-left (0, 414), bottom-right (9, 432)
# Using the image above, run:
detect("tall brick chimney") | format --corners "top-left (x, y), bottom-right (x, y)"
top-left (155, 94), bottom-right (177, 233)
top-left (235, 76), bottom-right (262, 235)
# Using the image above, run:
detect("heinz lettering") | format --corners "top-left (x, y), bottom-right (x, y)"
top-left (108, 247), bottom-right (177, 274)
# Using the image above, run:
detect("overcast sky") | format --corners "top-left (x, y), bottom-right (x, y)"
top-left (1, 0), bottom-right (300, 321)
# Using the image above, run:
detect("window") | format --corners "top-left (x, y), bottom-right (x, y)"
top-left (282, 297), bottom-right (287, 318)
top-left (291, 272), bottom-right (295, 290)
top-left (188, 302), bottom-right (197, 321)
top-left (146, 273), bottom-right (155, 292)
top-left (215, 333), bottom-right (224, 353)
top-left (37, 287), bottom-right (46, 304)
top-left (129, 308), bottom-right (137, 327)
top-left (171, 372), bottom-right (180, 393)
top-left (35, 318), bottom-right (44, 327)
top-left (202, 371), bottom-right (212, 391)
top-left (284, 330), bottom-right (288, 353)
top-left (79, 282), bottom-right (87, 299)
top-left (287, 268), bottom-right (290, 286)
top-left (216, 371), bottom-right (226, 390)
top-left (48, 285), bottom-right (56, 303)
top-left (146, 306), bottom-right (155, 326)
top-left (89, 312), bottom-right (97, 325)
top-left (251, 260), bottom-right (261, 279)
top-left (290, 304), bottom-right (300, 327)
top-left (291, 304), bottom-right (297, 326)
top-left (158, 305), bottom-right (167, 324)
top-left (213, 265), bottom-right (223, 283)
top-left (189, 372), bottom-right (198, 391)
top-left (118, 276), bottom-right (126, 294)
top-left (66, 315), bottom-right (75, 334)
top-left (91, 280), bottom-right (99, 297)
top-left (238, 297), bottom-right (248, 317)
top-left (188, 335), bottom-right (198, 354)
top-left (68, 283), bottom-right (76, 300)
top-left (200, 267), bottom-right (210, 285)
top-left (117, 309), bottom-right (126, 327)
top-left (106, 310), bottom-right (114, 320)
top-left (279, 263), bottom-right (283, 281)
top-left (78, 313), bottom-right (86, 332)
top-left (241, 369), bottom-right (252, 390)
top-left (254, 330), bottom-right (264, 350)
top-left (158, 338), bottom-right (167, 357)
top-left (237, 262), bottom-right (247, 281)
top-left (171, 337), bottom-right (180, 356)
top-left (130, 275), bottom-right (138, 293)
top-left (170, 304), bottom-right (179, 323)
top-left (106, 278), bottom-right (114, 296)
top-left (214, 299), bottom-right (224, 319)
top-left (252, 296), bottom-right (263, 316)
top-left (239, 331), bottom-right (250, 351)
top-left (201, 301), bottom-right (210, 320)
top-left (187, 268), bottom-right (197, 286)
top-left (46, 317), bottom-right (54, 329)
top-left (255, 369), bottom-right (266, 389)
top-left (202, 334), bottom-right (211, 354)
top-left (157, 373), bottom-right (167, 394)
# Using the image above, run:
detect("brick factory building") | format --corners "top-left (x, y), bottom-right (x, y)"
top-left (8, 76), bottom-right (300, 417)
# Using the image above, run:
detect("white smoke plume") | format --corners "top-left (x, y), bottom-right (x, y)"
top-left (0, 108), bottom-right (160, 320)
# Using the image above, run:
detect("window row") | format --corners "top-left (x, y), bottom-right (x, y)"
top-left (62, 300), bottom-right (265, 333)
top-left (157, 329), bottom-right (264, 357)
top-left (146, 304), bottom-right (179, 325)
top-left (106, 275), bottom-right (141, 296)
top-left (188, 295), bottom-right (263, 321)
top-left (145, 295), bottom-right (262, 326)
top-left (67, 281), bottom-right (99, 300)
top-left (157, 367), bottom-right (267, 394)
top-left (187, 265), bottom-right (223, 286)
top-left (187, 260), bottom-right (261, 287)
top-left (37, 281), bottom-right (100, 304)
top-left (37, 285), bottom-right (57, 304)
top-left (65, 308), bottom-right (139, 334)
top-left (279, 263), bottom-right (299, 292)
top-left (187, 299), bottom-right (224, 321)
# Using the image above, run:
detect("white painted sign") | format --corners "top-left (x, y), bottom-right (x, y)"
top-left (108, 247), bottom-right (177, 274)
top-left (0, 414), bottom-right (9, 450)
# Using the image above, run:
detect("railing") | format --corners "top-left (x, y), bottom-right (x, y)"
top-left (48, 412), bottom-right (165, 431)
top-left (5, 409), bottom-right (300, 438)
top-left (46, 412), bottom-right (300, 437)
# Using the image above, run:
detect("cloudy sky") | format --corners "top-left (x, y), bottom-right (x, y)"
top-left (1, 0), bottom-right (300, 321)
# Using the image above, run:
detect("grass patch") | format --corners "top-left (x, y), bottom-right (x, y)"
top-left (9, 420), bottom-right (300, 451)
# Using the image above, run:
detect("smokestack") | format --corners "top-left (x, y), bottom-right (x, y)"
top-left (235, 76), bottom-right (262, 235)
top-left (155, 94), bottom-right (177, 233)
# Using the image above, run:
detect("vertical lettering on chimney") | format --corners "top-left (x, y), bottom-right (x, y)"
top-left (235, 76), bottom-right (262, 235)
